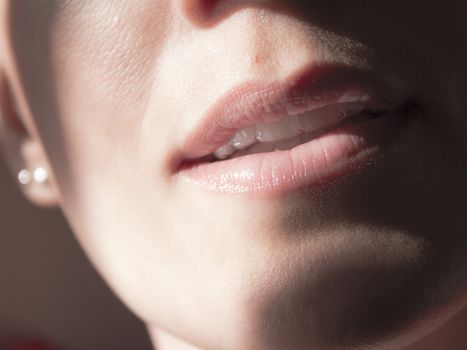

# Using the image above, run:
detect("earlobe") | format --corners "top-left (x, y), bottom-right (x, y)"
top-left (14, 138), bottom-right (60, 207)
top-left (0, 71), bottom-right (60, 207)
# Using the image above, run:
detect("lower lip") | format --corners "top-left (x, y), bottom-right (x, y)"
top-left (176, 112), bottom-right (411, 197)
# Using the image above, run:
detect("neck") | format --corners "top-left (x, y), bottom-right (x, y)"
top-left (147, 307), bottom-right (467, 350)
top-left (148, 326), bottom-right (202, 350)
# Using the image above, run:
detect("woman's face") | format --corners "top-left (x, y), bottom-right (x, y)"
top-left (3, 1), bottom-right (467, 349)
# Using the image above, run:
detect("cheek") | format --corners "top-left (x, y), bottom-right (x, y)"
top-left (45, 1), bottom-right (173, 198)
top-left (33, 0), bottom-right (184, 330)
top-left (11, 0), bottom-right (176, 316)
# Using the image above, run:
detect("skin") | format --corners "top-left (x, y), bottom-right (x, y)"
top-left (0, 1), bottom-right (467, 349)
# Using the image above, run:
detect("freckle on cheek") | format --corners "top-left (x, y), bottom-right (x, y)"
top-left (254, 53), bottom-right (264, 65)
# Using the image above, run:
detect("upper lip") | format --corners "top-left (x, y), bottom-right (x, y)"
top-left (171, 63), bottom-right (408, 168)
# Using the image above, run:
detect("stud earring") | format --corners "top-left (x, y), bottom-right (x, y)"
top-left (18, 167), bottom-right (49, 185)
top-left (18, 169), bottom-right (32, 185)
top-left (33, 167), bottom-right (48, 184)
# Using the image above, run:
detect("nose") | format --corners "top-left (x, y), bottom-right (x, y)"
top-left (175, 0), bottom-right (264, 28)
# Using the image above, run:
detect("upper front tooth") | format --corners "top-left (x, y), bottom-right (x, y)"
top-left (256, 116), bottom-right (301, 142)
top-left (299, 104), bottom-right (344, 132)
top-left (230, 126), bottom-right (256, 150)
top-left (214, 143), bottom-right (235, 159)
top-left (299, 102), bottom-right (366, 132)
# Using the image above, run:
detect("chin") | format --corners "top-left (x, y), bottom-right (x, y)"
top-left (196, 225), bottom-right (467, 350)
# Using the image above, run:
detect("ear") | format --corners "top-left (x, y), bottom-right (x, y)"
top-left (0, 70), bottom-right (60, 207)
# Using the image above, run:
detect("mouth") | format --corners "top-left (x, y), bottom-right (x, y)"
top-left (171, 64), bottom-right (420, 196)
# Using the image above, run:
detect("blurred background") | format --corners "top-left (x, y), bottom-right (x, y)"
top-left (0, 158), bottom-right (153, 349)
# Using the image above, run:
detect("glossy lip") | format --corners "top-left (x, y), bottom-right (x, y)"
top-left (170, 63), bottom-right (415, 196)
top-left (175, 108), bottom-right (414, 196)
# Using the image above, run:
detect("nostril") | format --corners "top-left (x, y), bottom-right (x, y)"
top-left (177, 0), bottom-right (223, 27)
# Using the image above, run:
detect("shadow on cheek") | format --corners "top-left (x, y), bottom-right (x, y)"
top-left (262, 119), bottom-right (467, 349)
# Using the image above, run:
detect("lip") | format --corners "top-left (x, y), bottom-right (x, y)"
top-left (170, 63), bottom-right (416, 196)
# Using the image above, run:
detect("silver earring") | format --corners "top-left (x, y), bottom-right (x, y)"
top-left (18, 169), bottom-right (32, 185)
top-left (18, 167), bottom-right (48, 185)
top-left (33, 167), bottom-right (48, 184)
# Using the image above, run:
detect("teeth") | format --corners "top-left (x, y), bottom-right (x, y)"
top-left (214, 143), bottom-right (235, 159)
top-left (256, 116), bottom-right (301, 142)
top-left (214, 101), bottom-right (370, 159)
top-left (299, 104), bottom-right (342, 133)
top-left (299, 102), bottom-right (365, 132)
top-left (338, 91), bottom-right (370, 103)
top-left (230, 126), bottom-right (256, 150)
